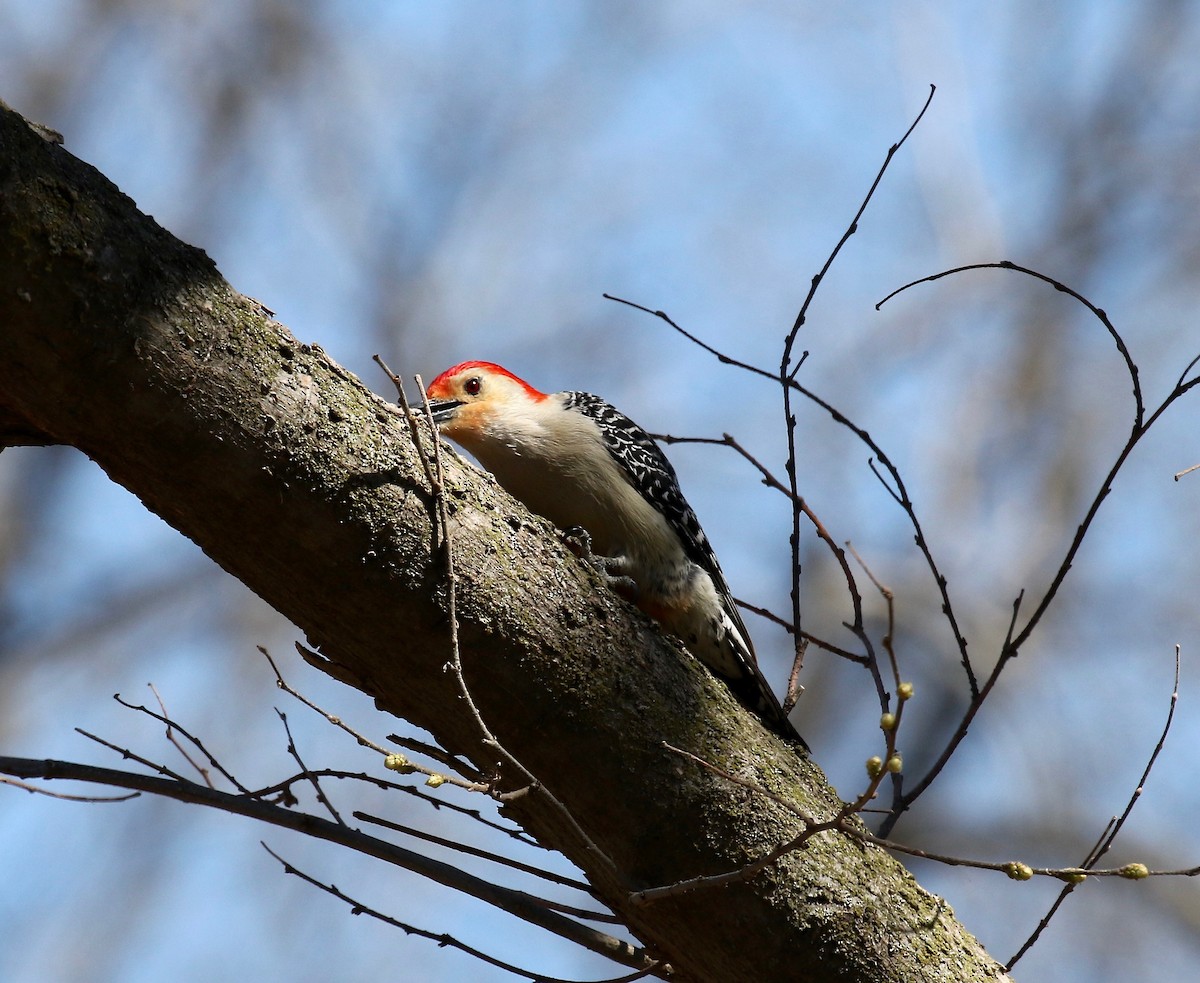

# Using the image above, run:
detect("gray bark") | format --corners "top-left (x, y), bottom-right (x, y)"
top-left (0, 103), bottom-right (1010, 983)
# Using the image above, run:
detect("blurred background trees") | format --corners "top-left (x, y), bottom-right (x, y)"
top-left (2, 3), bottom-right (1198, 981)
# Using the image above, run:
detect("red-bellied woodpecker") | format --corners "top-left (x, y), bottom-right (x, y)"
top-left (426, 360), bottom-right (804, 746)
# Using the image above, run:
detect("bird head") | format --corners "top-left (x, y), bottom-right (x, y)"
top-left (426, 361), bottom-right (549, 441)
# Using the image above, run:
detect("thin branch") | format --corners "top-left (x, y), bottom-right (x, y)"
top-left (386, 733), bottom-right (486, 784)
top-left (612, 256), bottom-right (1200, 842)
top-left (75, 726), bottom-right (191, 783)
top-left (0, 755), bottom-right (652, 972)
top-left (1003, 327), bottom-right (1200, 659)
top-left (374, 354), bottom-right (438, 482)
top-left (785, 83), bottom-right (936, 366)
top-left (884, 366), bottom-right (1200, 831)
top-left (1091, 645), bottom-right (1180, 863)
top-left (621, 272), bottom-right (976, 704)
top-left (654, 431), bottom-right (879, 686)
top-left (793, 382), bottom-right (978, 700)
top-left (260, 844), bottom-right (666, 983)
top-left (601, 295), bottom-right (780, 386)
top-left (248, 767), bottom-right (412, 800)
top-left (113, 690), bottom-right (246, 792)
top-left (148, 683), bottom-right (214, 788)
top-left (875, 263), bottom-right (1200, 832)
top-left (354, 811), bottom-right (601, 899)
top-left (378, 358), bottom-right (623, 871)
top-left (844, 542), bottom-right (900, 691)
top-left (261, 842), bottom-right (544, 980)
top-left (632, 738), bottom-right (1185, 910)
top-left (778, 84), bottom-right (936, 691)
top-left (654, 334), bottom-right (976, 703)
top-left (261, 646), bottom-right (489, 792)
top-left (604, 94), bottom-right (969, 707)
top-left (0, 776), bottom-right (139, 802)
top-left (382, 785), bottom-right (542, 846)
top-left (843, 541), bottom-right (907, 803)
top-left (1173, 349), bottom-right (1200, 391)
top-left (876, 261), bottom-right (1143, 424)
top-left (274, 707), bottom-right (345, 825)
top-left (249, 767), bottom-right (539, 845)
top-left (1006, 645), bottom-right (1182, 971)
top-left (876, 590), bottom-right (1022, 838)
top-left (261, 647), bottom-right (388, 755)
top-left (734, 597), bottom-right (868, 665)
top-left (632, 744), bottom-right (851, 905)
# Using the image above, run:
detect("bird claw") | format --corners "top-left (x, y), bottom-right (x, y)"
top-left (562, 527), bottom-right (640, 600)
top-left (562, 525), bottom-right (594, 559)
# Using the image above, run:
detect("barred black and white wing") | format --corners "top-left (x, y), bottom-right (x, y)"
top-left (562, 391), bottom-right (802, 744)
top-left (563, 393), bottom-right (725, 584)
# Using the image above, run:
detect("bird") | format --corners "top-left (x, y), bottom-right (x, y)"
top-left (425, 360), bottom-right (804, 746)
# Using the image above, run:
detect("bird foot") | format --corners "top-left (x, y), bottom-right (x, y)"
top-left (562, 526), bottom-right (640, 599)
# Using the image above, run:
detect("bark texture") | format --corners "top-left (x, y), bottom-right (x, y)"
top-left (0, 103), bottom-right (1010, 982)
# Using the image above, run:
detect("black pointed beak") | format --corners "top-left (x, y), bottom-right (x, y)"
top-left (428, 399), bottom-right (462, 425)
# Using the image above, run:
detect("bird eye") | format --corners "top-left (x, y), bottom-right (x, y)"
top-left (464, 376), bottom-right (482, 396)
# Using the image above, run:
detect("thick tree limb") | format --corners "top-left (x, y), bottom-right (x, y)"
top-left (0, 103), bottom-right (1009, 982)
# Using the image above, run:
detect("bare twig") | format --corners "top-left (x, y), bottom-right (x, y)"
top-left (386, 733), bottom-right (485, 784)
top-left (113, 690), bottom-right (245, 792)
top-left (261, 843), bottom-right (666, 982)
top-left (374, 354), bottom-right (437, 481)
top-left (778, 84), bottom-right (937, 686)
top-left (355, 811), bottom-right (601, 899)
top-left (876, 262), bottom-right (1200, 834)
top-left (844, 542), bottom-right (900, 691)
top-left (260, 646), bottom-right (489, 792)
top-left (843, 541), bottom-right (907, 802)
top-left (248, 768), bottom-right (539, 845)
top-left (877, 261), bottom-right (1143, 423)
top-left (790, 381), bottom-right (979, 703)
top-left (602, 295), bottom-right (780, 386)
top-left (734, 596), bottom-right (869, 665)
top-left (606, 93), bottom-right (970, 708)
top-left (654, 431), bottom-right (879, 693)
top-left (274, 707), bottom-right (345, 825)
top-left (0, 777), bottom-right (139, 803)
top-left (1006, 646), bottom-right (1182, 971)
top-left (75, 726), bottom-right (191, 783)
top-left (633, 744), bottom-right (865, 905)
top-left (1086, 645), bottom-right (1180, 864)
top-left (0, 755), bottom-right (652, 972)
top-left (634, 734), bottom-right (888, 905)
top-left (632, 736), bottom-right (1182, 909)
top-left (148, 683), bottom-right (214, 788)
top-left (785, 84), bottom-right (937, 369)
top-left (609, 176), bottom-right (1200, 854)
top-left (1173, 350), bottom-right (1200, 391)
top-left (261, 647), bottom-right (389, 755)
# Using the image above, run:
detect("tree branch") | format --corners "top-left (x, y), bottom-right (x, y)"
top-left (0, 101), bottom-right (1008, 982)
top-left (0, 754), bottom-right (649, 973)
